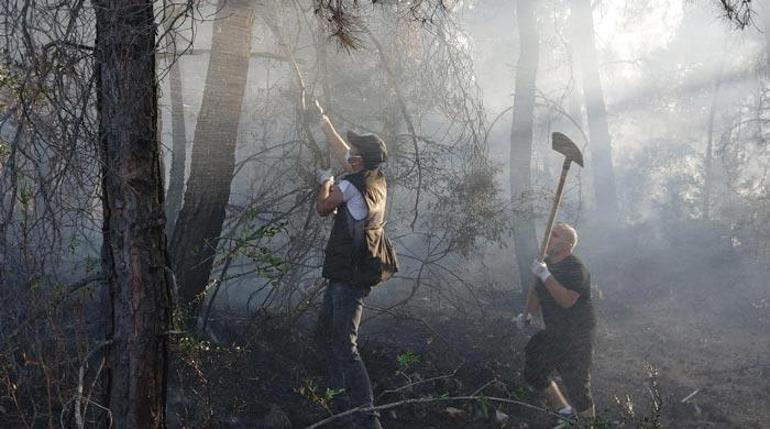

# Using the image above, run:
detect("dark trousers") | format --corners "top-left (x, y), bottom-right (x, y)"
top-left (523, 329), bottom-right (594, 413)
top-left (316, 281), bottom-right (381, 429)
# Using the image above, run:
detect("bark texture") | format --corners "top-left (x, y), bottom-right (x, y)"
top-left (169, 0), bottom-right (255, 323)
top-left (510, 0), bottom-right (540, 291)
top-left (572, 0), bottom-right (620, 221)
top-left (94, 1), bottom-right (172, 427)
top-left (163, 8), bottom-right (189, 235)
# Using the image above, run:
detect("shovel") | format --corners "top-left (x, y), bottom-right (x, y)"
top-left (537, 132), bottom-right (584, 261)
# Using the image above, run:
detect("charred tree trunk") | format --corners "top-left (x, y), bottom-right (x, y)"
top-left (170, 0), bottom-right (255, 325)
top-left (510, 0), bottom-right (539, 291)
top-left (94, 1), bottom-right (172, 427)
top-left (163, 8), bottom-right (189, 235)
top-left (572, 0), bottom-right (620, 221)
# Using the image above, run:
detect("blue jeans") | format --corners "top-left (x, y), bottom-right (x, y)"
top-left (316, 281), bottom-right (381, 429)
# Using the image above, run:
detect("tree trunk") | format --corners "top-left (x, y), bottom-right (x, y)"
top-left (571, 0), bottom-right (620, 221)
top-left (763, 0), bottom-right (770, 72)
top-left (94, 1), bottom-right (172, 427)
top-left (163, 7), bottom-right (189, 235)
top-left (510, 0), bottom-right (539, 291)
top-left (170, 0), bottom-right (255, 324)
top-left (703, 76), bottom-right (723, 221)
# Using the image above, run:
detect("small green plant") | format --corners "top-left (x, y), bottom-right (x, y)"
top-left (18, 187), bottom-right (32, 206)
top-left (512, 386), bottom-right (528, 400)
top-left (231, 222), bottom-right (288, 277)
top-left (396, 350), bottom-right (418, 369)
top-left (324, 387), bottom-right (345, 401)
top-left (478, 395), bottom-right (490, 418)
top-left (296, 379), bottom-right (344, 412)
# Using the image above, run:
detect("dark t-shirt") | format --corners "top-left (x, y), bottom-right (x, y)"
top-left (535, 254), bottom-right (596, 342)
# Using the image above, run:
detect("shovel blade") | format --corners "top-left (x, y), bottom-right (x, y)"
top-left (552, 132), bottom-right (583, 167)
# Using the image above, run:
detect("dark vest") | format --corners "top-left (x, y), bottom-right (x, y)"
top-left (322, 169), bottom-right (396, 286)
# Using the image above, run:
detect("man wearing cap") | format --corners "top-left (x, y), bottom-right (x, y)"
top-left (314, 113), bottom-right (391, 429)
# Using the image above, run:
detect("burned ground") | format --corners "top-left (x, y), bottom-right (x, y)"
top-left (167, 225), bottom-right (770, 428)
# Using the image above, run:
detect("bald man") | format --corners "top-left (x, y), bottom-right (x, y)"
top-left (516, 223), bottom-right (596, 424)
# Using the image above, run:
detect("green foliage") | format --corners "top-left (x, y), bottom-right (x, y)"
top-left (174, 333), bottom-right (244, 362)
top-left (0, 65), bottom-right (23, 110)
top-left (512, 386), bottom-right (528, 400)
top-left (478, 395), bottom-right (489, 418)
top-left (231, 221), bottom-right (288, 277)
top-left (172, 305), bottom-right (190, 332)
top-left (324, 387), bottom-right (345, 401)
top-left (396, 349), bottom-right (419, 369)
top-left (296, 378), bottom-right (344, 412)
top-left (0, 65), bottom-right (18, 89)
top-left (0, 64), bottom-right (48, 108)
top-left (177, 336), bottom-right (213, 356)
top-left (18, 187), bottom-right (33, 207)
top-left (236, 221), bottom-right (284, 244)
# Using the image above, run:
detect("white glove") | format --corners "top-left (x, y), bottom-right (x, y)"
top-left (514, 313), bottom-right (532, 330)
top-left (531, 260), bottom-right (551, 283)
top-left (316, 168), bottom-right (333, 185)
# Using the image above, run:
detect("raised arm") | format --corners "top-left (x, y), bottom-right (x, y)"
top-left (320, 114), bottom-right (354, 173)
top-left (316, 179), bottom-right (344, 217)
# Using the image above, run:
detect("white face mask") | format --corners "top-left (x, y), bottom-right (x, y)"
top-left (346, 149), bottom-right (361, 165)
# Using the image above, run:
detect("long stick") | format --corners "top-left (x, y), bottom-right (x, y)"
top-left (304, 394), bottom-right (563, 429)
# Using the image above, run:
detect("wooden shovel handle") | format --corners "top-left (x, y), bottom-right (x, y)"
top-left (538, 158), bottom-right (572, 261)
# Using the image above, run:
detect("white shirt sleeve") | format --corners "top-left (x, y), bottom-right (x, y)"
top-left (337, 180), bottom-right (368, 221)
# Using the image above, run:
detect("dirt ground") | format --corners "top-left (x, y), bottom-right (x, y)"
top-left (168, 271), bottom-right (769, 428)
top-left (168, 227), bottom-right (770, 429)
top-left (593, 290), bottom-right (770, 428)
